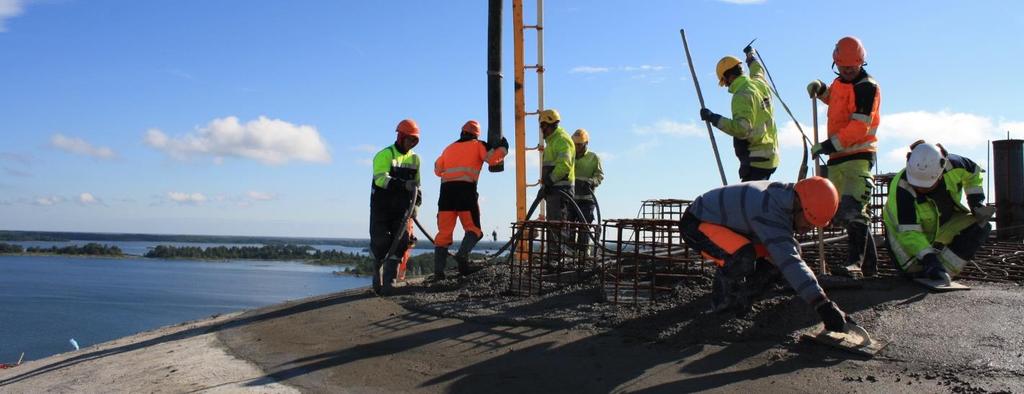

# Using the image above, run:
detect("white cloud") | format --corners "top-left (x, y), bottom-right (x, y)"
top-left (167, 192), bottom-right (207, 205)
top-left (591, 150), bottom-right (616, 161)
top-left (570, 66), bottom-right (610, 74)
top-left (145, 116), bottom-right (331, 165)
top-left (878, 111), bottom-right (1001, 149)
top-left (78, 192), bottom-right (98, 205)
top-left (50, 134), bottom-right (116, 159)
top-left (247, 191), bottom-right (275, 201)
top-left (632, 119), bottom-right (704, 137)
top-left (357, 158), bottom-right (373, 167)
top-left (0, 0), bottom-right (25, 32)
top-left (717, 0), bottom-right (766, 4)
top-left (34, 196), bottom-right (64, 206)
top-left (622, 65), bottom-right (666, 72)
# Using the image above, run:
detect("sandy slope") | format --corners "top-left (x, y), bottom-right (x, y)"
top-left (0, 312), bottom-right (297, 393)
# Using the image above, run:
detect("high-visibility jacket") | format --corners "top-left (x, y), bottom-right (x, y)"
top-left (687, 181), bottom-right (826, 305)
top-left (543, 126), bottom-right (575, 187)
top-left (371, 144), bottom-right (420, 210)
top-left (434, 137), bottom-right (507, 184)
top-left (883, 154), bottom-right (984, 272)
top-left (574, 151), bottom-right (603, 201)
top-left (820, 69), bottom-right (881, 161)
top-left (433, 136), bottom-right (507, 211)
top-left (713, 60), bottom-right (779, 170)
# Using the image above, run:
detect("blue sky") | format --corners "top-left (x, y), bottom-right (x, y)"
top-left (1, 0), bottom-right (1022, 238)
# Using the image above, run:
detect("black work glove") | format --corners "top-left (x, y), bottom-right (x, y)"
top-left (415, 189), bottom-right (422, 206)
top-left (495, 136), bottom-right (510, 151)
top-left (811, 140), bottom-right (837, 156)
top-left (816, 301), bottom-right (851, 332)
top-left (699, 108), bottom-right (722, 125)
top-left (743, 44), bottom-right (754, 55)
top-left (920, 252), bottom-right (946, 280)
top-left (967, 193), bottom-right (985, 210)
top-left (386, 177), bottom-right (405, 192)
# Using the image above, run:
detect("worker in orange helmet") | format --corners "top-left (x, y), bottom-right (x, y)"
top-left (431, 120), bottom-right (509, 280)
top-left (679, 177), bottom-right (857, 333)
top-left (806, 36), bottom-right (881, 278)
top-left (369, 119), bottom-right (422, 296)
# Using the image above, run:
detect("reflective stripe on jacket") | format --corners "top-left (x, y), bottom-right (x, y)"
top-left (688, 181), bottom-right (826, 305)
top-left (542, 126), bottom-right (575, 187)
top-left (713, 60), bottom-right (779, 170)
top-left (574, 151), bottom-right (604, 201)
top-left (820, 70), bottom-right (881, 159)
top-left (372, 144), bottom-right (420, 190)
top-left (434, 138), bottom-right (507, 184)
top-left (883, 154), bottom-right (985, 270)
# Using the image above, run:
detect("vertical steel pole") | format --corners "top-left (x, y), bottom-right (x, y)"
top-left (679, 29), bottom-right (727, 186)
top-left (513, 0), bottom-right (526, 223)
top-left (813, 98), bottom-right (828, 276)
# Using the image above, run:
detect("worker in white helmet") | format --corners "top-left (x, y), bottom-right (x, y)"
top-left (882, 141), bottom-right (992, 284)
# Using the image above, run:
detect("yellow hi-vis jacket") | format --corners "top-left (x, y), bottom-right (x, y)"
top-left (574, 151), bottom-right (603, 201)
top-left (542, 126), bottom-right (575, 187)
top-left (883, 153), bottom-right (984, 274)
top-left (711, 59), bottom-right (779, 170)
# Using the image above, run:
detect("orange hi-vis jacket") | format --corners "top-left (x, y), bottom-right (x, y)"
top-left (820, 70), bottom-right (881, 161)
top-left (435, 139), bottom-right (507, 184)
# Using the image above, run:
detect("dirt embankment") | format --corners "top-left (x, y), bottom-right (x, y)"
top-left (2, 265), bottom-right (1022, 393)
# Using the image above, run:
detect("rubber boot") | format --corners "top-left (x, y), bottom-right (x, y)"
top-left (838, 222), bottom-right (869, 278)
top-left (862, 229), bottom-right (878, 277)
top-left (371, 259), bottom-right (384, 295)
top-left (430, 247), bottom-right (448, 281)
top-left (710, 269), bottom-right (738, 313)
top-left (455, 232), bottom-right (483, 276)
top-left (380, 257), bottom-right (399, 296)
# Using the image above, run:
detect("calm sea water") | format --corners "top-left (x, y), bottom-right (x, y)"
top-left (0, 255), bottom-right (366, 362)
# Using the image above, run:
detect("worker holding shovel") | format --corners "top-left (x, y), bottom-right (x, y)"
top-left (369, 119), bottom-right (423, 296)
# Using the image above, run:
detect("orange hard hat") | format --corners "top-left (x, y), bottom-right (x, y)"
top-left (833, 36), bottom-right (866, 67)
top-left (794, 176), bottom-right (839, 227)
top-left (396, 119), bottom-right (420, 138)
top-left (462, 120), bottom-right (481, 137)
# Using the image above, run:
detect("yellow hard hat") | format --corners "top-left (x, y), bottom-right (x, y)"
top-left (539, 109), bottom-right (561, 124)
top-left (572, 128), bottom-right (589, 143)
top-left (716, 56), bottom-right (743, 87)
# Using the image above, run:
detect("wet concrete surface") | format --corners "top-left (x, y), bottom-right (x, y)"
top-left (217, 265), bottom-right (1024, 393)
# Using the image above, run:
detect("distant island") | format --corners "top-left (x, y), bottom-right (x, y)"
top-left (0, 230), bottom-right (508, 251)
top-left (0, 242), bottom-right (124, 256)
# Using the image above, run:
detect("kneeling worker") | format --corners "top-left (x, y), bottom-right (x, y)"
top-left (883, 141), bottom-right (991, 284)
top-left (679, 177), bottom-right (856, 333)
top-left (432, 120), bottom-right (508, 279)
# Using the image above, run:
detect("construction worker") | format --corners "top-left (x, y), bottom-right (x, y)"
top-left (883, 141), bottom-right (992, 284)
top-left (569, 129), bottom-right (603, 224)
top-left (806, 36), bottom-right (880, 278)
top-left (431, 120), bottom-right (508, 280)
top-left (699, 45), bottom-right (779, 182)
top-left (539, 109), bottom-right (575, 221)
top-left (369, 119), bottom-right (422, 295)
top-left (679, 177), bottom-right (857, 333)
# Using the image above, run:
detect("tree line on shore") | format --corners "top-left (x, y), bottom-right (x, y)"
top-left (0, 242), bottom-right (123, 256)
top-left (0, 242), bottom-right (476, 277)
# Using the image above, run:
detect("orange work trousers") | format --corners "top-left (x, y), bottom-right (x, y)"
top-left (435, 210), bottom-right (482, 248)
top-left (697, 223), bottom-right (769, 267)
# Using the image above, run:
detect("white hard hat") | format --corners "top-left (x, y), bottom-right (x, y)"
top-left (906, 143), bottom-right (946, 188)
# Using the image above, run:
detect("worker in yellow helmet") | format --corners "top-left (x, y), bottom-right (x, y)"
top-left (539, 109), bottom-right (575, 222)
top-left (569, 128), bottom-right (603, 256)
top-left (699, 45), bottom-right (780, 182)
top-left (569, 128), bottom-right (603, 223)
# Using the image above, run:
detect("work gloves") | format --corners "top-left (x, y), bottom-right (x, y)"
top-left (811, 140), bottom-right (837, 156)
top-left (807, 79), bottom-right (827, 98)
top-left (920, 252), bottom-right (947, 281)
top-left (699, 108), bottom-right (722, 125)
top-left (967, 193), bottom-right (994, 224)
top-left (816, 300), bottom-right (853, 332)
top-left (492, 136), bottom-right (510, 151)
